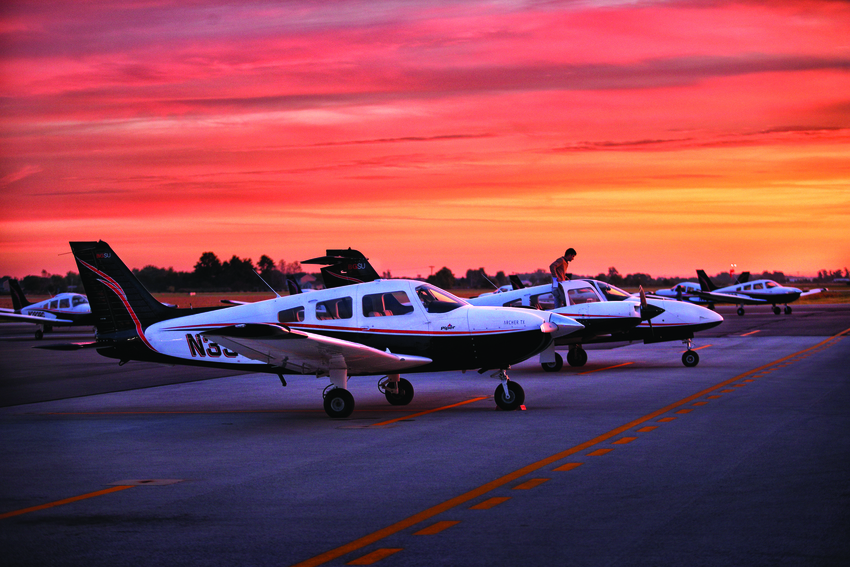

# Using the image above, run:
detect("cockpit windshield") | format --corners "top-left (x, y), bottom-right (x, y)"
top-left (593, 280), bottom-right (633, 301)
top-left (72, 296), bottom-right (89, 306)
top-left (415, 284), bottom-right (467, 313)
top-left (765, 281), bottom-right (778, 288)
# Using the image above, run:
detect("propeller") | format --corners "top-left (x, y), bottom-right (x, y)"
top-left (639, 286), bottom-right (665, 337)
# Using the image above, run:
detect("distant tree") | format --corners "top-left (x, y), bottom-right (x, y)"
top-left (495, 271), bottom-right (508, 286)
top-left (221, 255), bottom-right (255, 291)
top-left (606, 267), bottom-right (623, 285)
top-left (193, 252), bottom-right (222, 287)
top-left (428, 267), bottom-right (456, 289)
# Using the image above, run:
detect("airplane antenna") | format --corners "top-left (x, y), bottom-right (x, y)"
top-left (253, 270), bottom-right (281, 298)
top-left (480, 269), bottom-right (498, 289)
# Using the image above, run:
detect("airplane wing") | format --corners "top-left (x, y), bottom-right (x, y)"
top-left (202, 323), bottom-right (432, 375)
top-left (801, 288), bottom-right (828, 296)
top-left (0, 312), bottom-right (76, 325)
top-left (691, 290), bottom-right (766, 305)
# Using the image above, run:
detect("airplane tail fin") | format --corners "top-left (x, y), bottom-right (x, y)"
top-left (696, 269), bottom-right (717, 292)
top-left (9, 279), bottom-right (32, 312)
top-left (286, 277), bottom-right (302, 295)
top-left (302, 249), bottom-right (380, 289)
top-left (509, 275), bottom-right (526, 290)
top-left (70, 241), bottom-right (177, 338)
top-left (734, 272), bottom-right (750, 285)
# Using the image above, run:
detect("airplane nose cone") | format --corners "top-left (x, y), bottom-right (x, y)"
top-left (546, 312), bottom-right (585, 338)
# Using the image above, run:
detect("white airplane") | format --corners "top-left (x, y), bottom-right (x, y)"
top-left (46, 241), bottom-right (584, 418)
top-left (654, 272), bottom-right (750, 306)
top-left (0, 279), bottom-right (93, 339)
top-left (469, 276), bottom-right (723, 369)
top-left (692, 270), bottom-right (826, 316)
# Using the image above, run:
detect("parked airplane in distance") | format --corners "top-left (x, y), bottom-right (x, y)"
top-left (0, 279), bottom-right (93, 339)
top-left (48, 241), bottom-right (585, 418)
top-left (654, 272), bottom-right (750, 306)
top-left (470, 276), bottom-right (723, 368)
top-left (694, 270), bottom-right (826, 316)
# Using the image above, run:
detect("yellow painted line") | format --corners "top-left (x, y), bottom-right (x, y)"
top-left (636, 426), bottom-right (658, 433)
top-left (741, 330), bottom-right (761, 336)
top-left (347, 548), bottom-right (402, 565)
top-left (470, 497), bottom-right (511, 510)
top-left (514, 478), bottom-right (549, 490)
top-left (681, 344), bottom-right (712, 353)
top-left (553, 462), bottom-right (583, 472)
top-left (613, 437), bottom-right (637, 445)
top-left (587, 448), bottom-right (613, 456)
top-left (0, 485), bottom-right (134, 520)
top-left (369, 397), bottom-right (489, 427)
top-left (579, 362), bottom-right (634, 375)
top-left (290, 326), bottom-right (850, 567)
top-left (414, 521), bottom-right (460, 536)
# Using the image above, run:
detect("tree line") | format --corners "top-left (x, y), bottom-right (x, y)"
top-left (5, 256), bottom-right (848, 295)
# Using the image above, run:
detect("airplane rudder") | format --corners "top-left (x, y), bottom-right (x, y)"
top-left (9, 279), bottom-right (31, 311)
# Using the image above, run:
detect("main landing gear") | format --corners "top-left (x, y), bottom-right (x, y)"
top-left (540, 344), bottom-right (586, 372)
top-left (682, 339), bottom-right (699, 367)
top-left (773, 305), bottom-right (792, 315)
top-left (492, 369), bottom-right (525, 411)
top-left (378, 374), bottom-right (414, 406)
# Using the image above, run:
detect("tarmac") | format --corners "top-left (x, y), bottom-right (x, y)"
top-left (2, 304), bottom-right (849, 566)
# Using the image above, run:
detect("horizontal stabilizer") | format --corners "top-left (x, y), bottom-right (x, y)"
top-left (35, 341), bottom-right (101, 351)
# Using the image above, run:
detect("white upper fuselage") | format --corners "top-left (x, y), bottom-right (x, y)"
top-left (712, 279), bottom-right (802, 304)
top-left (0, 292), bottom-right (91, 324)
top-left (141, 279), bottom-right (582, 373)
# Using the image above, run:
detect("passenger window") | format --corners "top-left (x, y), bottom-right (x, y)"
top-left (363, 291), bottom-right (414, 317)
top-left (503, 298), bottom-right (523, 308)
top-left (278, 306), bottom-right (305, 323)
top-left (743, 284), bottom-right (752, 290)
top-left (568, 287), bottom-right (599, 305)
top-left (59, 298), bottom-right (70, 308)
top-left (530, 293), bottom-right (555, 310)
top-left (753, 283), bottom-right (764, 290)
top-left (50, 300), bottom-right (58, 309)
top-left (316, 297), bottom-right (353, 320)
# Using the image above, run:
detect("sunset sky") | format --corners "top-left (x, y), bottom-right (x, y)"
top-left (1, 0), bottom-right (848, 281)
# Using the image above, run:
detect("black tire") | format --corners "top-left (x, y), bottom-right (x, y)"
top-left (323, 388), bottom-right (355, 418)
top-left (785, 306), bottom-right (792, 315)
top-left (494, 381), bottom-right (525, 411)
top-left (682, 350), bottom-right (699, 367)
top-left (541, 352), bottom-right (563, 372)
top-left (34, 329), bottom-right (43, 340)
top-left (737, 307), bottom-right (745, 316)
top-left (567, 348), bottom-right (588, 367)
top-left (385, 378), bottom-right (414, 405)
top-left (773, 306), bottom-right (781, 315)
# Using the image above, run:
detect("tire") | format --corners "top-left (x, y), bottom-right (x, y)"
top-left (737, 307), bottom-right (745, 316)
top-left (785, 306), bottom-right (792, 315)
top-left (323, 388), bottom-right (355, 418)
top-left (385, 378), bottom-right (414, 405)
top-left (541, 352), bottom-right (563, 372)
top-left (567, 348), bottom-right (587, 367)
top-left (682, 350), bottom-right (699, 367)
top-left (773, 306), bottom-right (781, 315)
top-left (494, 381), bottom-right (525, 411)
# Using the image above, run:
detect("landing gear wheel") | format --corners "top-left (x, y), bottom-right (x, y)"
top-left (682, 350), bottom-right (699, 367)
top-left (541, 352), bottom-right (563, 372)
top-left (34, 329), bottom-right (43, 340)
top-left (323, 388), bottom-right (355, 418)
top-left (567, 348), bottom-right (588, 367)
top-left (494, 381), bottom-right (525, 411)
top-left (385, 378), bottom-right (414, 405)
top-left (737, 307), bottom-right (745, 316)
top-left (773, 306), bottom-right (781, 315)
top-left (785, 306), bottom-right (792, 315)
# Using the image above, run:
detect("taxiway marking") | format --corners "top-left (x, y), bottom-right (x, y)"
top-left (368, 397), bottom-right (489, 427)
top-left (579, 362), bottom-right (634, 375)
top-left (741, 330), bottom-right (761, 336)
top-left (0, 485), bottom-right (134, 520)
top-left (290, 326), bottom-right (850, 567)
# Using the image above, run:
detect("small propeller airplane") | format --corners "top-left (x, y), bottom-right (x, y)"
top-left (43, 241), bottom-right (585, 418)
top-left (654, 272), bottom-right (750, 305)
top-left (689, 270), bottom-right (826, 316)
top-left (469, 276), bottom-right (723, 369)
top-left (0, 279), bottom-right (93, 339)
top-left (311, 254), bottom-right (723, 368)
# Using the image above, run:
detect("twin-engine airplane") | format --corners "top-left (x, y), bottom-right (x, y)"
top-left (688, 270), bottom-right (826, 316)
top-left (469, 277), bottom-right (723, 369)
top-left (0, 279), bottom-right (93, 339)
top-left (48, 241), bottom-right (584, 418)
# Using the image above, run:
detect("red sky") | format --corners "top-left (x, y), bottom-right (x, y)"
top-left (1, 0), bottom-right (849, 280)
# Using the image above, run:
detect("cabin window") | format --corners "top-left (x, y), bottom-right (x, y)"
top-left (315, 297), bottom-right (353, 320)
top-left (530, 293), bottom-right (555, 310)
top-left (503, 298), bottom-right (523, 308)
top-left (278, 306), bottom-right (305, 323)
top-left (415, 284), bottom-right (466, 313)
top-left (753, 283), bottom-right (764, 290)
top-left (568, 286), bottom-right (599, 305)
top-left (743, 284), bottom-right (752, 290)
top-left (72, 296), bottom-right (88, 306)
top-left (595, 282), bottom-right (631, 301)
top-left (765, 281), bottom-right (778, 288)
top-left (363, 291), bottom-right (414, 317)
top-left (59, 298), bottom-right (70, 308)
top-left (49, 300), bottom-right (58, 309)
